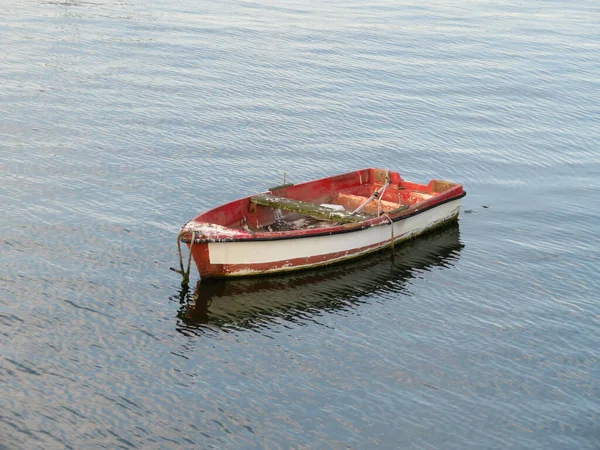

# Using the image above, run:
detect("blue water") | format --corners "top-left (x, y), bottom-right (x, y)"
top-left (1, 0), bottom-right (599, 448)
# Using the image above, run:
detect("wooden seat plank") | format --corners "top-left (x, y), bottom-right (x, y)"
top-left (250, 194), bottom-right (370, 223)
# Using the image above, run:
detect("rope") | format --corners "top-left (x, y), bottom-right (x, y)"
top-left (381, 214), bottom-right (395, 256)
top-left (176, 230), bottom-right (186, 275)
top-left (186, 231), bottom-right (197, 285)
top-left (171, 230), bottom-right (197, 286)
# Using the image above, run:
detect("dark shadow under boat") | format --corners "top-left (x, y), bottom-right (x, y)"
top-left (174, 222), bottom-right (464, 333)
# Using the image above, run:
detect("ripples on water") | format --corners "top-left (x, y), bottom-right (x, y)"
top-left (1, 0), bottom-right (599, 448)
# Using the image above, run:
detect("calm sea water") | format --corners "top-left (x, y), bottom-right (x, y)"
top-left (1, 0), bottom-right (599, 448)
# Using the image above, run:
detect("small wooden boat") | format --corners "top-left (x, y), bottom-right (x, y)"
top-left (175, 168), bottom-right (466, 280)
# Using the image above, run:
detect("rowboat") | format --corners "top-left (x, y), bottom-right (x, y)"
top-left (178, 224), bottom-right (463, 330)
top-left (175, 168), bottom-right (465, 281)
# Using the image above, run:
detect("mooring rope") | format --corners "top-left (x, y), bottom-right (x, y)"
top-left (171, 230), bottom-right (197, 286)
top-left (381, 213), bottom-right (395, 256)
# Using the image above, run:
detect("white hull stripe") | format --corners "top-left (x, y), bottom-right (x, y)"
top-left (208, 200), bottom-right (461, 265)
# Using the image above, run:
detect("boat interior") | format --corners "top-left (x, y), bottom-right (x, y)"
top-left (193, 169), bottom-right (458, 233)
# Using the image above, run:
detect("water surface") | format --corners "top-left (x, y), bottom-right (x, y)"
top-left (1, 0), bottom-right (599, 448)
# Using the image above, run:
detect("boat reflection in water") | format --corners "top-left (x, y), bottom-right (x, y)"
top-left (176, 223), bottom-right (463, 333)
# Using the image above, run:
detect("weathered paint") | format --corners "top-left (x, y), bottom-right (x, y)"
top-left (179, 168), bottom-right (466, 279)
